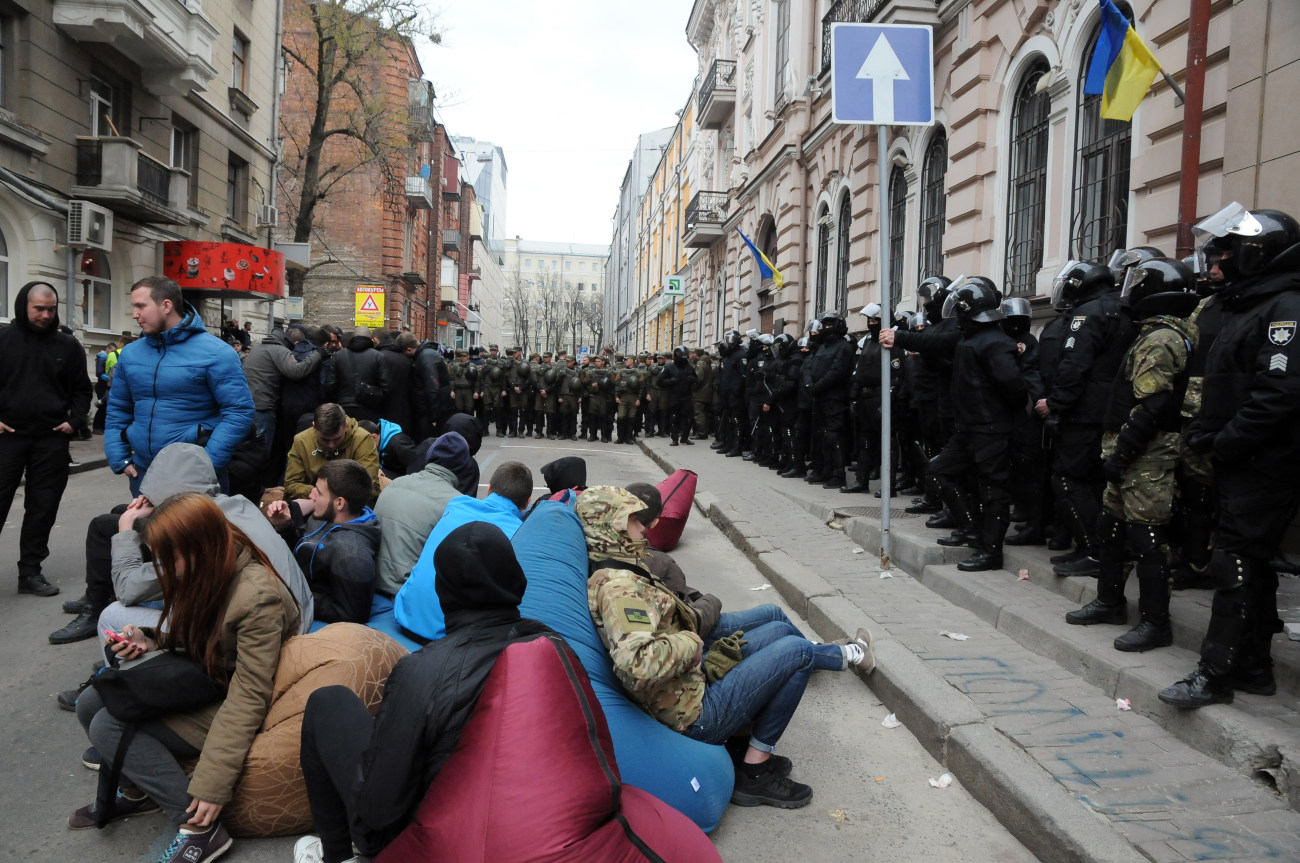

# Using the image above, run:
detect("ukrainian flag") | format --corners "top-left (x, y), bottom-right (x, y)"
top-left (1083, 0), bottom-right (1162, 122)
top-left (736, 227), bottom-right (784, 290)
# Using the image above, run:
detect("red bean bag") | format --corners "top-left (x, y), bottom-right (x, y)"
top-left (645, 469), bottom-right (697, 552)
top-left (375, 633), bottom-right (723, 863)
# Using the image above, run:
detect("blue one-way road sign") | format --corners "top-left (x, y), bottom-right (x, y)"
top-left (831, 23), bottom-right (935, 126)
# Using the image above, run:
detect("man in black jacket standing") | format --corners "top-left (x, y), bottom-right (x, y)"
top-left (657, 346), bottom-right (698, 445)
top-left (883, 278), bottom-right (1026, 571)
top-left (0, 281), bottom-right (93, 596)
top-left (1161, 206), bottom-right (1300, 708)
top-left (803, 311), bottom-right (855, 488)
top-left (327, 325), bottom-right (391, 423)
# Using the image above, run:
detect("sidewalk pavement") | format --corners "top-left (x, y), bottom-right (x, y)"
top-left (68, 436), bottom-right (109, 475)
top-left (638, 434), bottom-right (1300, 863)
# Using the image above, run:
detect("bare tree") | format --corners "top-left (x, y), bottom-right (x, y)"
top-left (503, 274), bottom-right (533, 354)
top-left (580, 294), bottom-right (606, 354)
top-left (279, 0), bottom-right (440, 292)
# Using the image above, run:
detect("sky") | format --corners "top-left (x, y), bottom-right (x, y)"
top-left (415, 0), bottom-right (699, 247)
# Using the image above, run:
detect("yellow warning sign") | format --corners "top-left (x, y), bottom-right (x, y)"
top-left (354, 284), bottom-right (385, 328)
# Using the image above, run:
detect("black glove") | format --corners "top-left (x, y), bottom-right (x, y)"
top-left (1102, 454), bottom-right (1128, 485)
top-left (1185, 423), bottom-right (1215, 455)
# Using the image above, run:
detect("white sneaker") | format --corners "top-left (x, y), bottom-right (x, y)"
top-left (845, 628), bottom-right (875, 674)
top-left (293, 836), bottom-right (324, 863)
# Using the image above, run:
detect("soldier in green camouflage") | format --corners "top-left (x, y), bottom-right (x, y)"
top-left (481, 345), bottom-right (506, 437)
top-left (691, 347), bottom-right (715, 439)
top-left (556, 355), bottom-right (581, 440)
top-left (503, 347), bottom-right (532, 437)
top-left (1066, 259), bottom-right (1201, 653)
top-left (612, 353), bottom-right (645, 444)
top-left (583, 356), bottom-right (614, 442)
top-left (449, 349), bottom-right (476, 416)
top-left (577, 485), bottom-right (823, 809)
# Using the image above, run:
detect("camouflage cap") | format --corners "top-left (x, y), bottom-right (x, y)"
top-left (510, 346), bottom-right (522, 354)
top-left (488, 344), bottom-right (500, 351)
top-left (543, 351), bottom-right (553, 358)
top-left (455, 349), bottom-right (468, 357)
top-left (575, 486), bottom-right (647, 564)
top-left (614, 352), bottom-right (626, 362)
top-left (529, 352), bottom-right (540, 361)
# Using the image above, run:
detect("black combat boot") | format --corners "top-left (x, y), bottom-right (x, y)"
top-left (1115, 563), bottom-right (1173, 652)
top-left (1158, 666), bottom-right (1233, 708)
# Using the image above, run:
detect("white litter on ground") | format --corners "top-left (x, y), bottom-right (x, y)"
top-left (882, 713), bottom-right (902, 728)
top-left (929, 773), bottom-right (954, 788)
top-left (938, 630), bottom-right (970, 641)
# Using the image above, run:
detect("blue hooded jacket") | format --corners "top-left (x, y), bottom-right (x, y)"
top-left (104, 303), bottom-right (254, 474)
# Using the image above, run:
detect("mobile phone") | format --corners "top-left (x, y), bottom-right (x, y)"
top-left (103, 628), bottom-right (131, 646)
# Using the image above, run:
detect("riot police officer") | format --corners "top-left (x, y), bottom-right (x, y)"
top-left (716, 330), bottom-right (747, 456)
top-left (803, 311), bottom-right (854, 488)
top-left (1065, 258), bottom-right (1199, 653)
top-left (1161, 206), bottom-right (1300, 707)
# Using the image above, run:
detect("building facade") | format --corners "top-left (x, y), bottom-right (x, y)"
top-left (501, 239), bottom-right (609, 355)
top-left (612, 0), bottom-right (1300, 348)
top-left (0, 0), bottom-right (286, 350)
top-left (607, 125), bottom-right (675, 350)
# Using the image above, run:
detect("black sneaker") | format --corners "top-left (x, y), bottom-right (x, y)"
top-left (155, 822), bottom-right (232, 863)
top-left (68, 790), bottom-right (160, 829)
top-left (731, 762), bottom-right (812, 809)
top-left (82, 746), bottom-right (102, 771)
top-left (63, 595), bottom-right (90, 614)
top-left (58, 674), bottom-right (97, 712)
top-left (17, 573), bottom-right (59, 597)
top-left (50, 607), bottom-right (102, 644)
top-left (1158, 667), bottom-right (1233, 708)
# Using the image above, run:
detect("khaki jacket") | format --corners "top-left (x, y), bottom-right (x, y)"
top-left (283, 417), bottom-right (380, 501)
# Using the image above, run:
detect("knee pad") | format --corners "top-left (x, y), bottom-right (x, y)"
top-left (1209, 548), bottom-right (1252, 592)
top-left (1126, 523), bottom-right (1168, 564)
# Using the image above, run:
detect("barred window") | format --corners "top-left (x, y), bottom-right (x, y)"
top-left (888, 166), bottom-right (907, 308)
top-left (815, 205), bottom-right (831, 313)
top-left (1004, 60), bottom-right (1051, 296)
top-left (1071, 12), bottom-right (1133, 262)
top-left (834, 194), bottom-right (851, 314)
top-left (918, 131), bottom-right (947, 282)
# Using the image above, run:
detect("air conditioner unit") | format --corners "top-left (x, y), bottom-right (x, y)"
top-left (67, 200), bottom-right (112, 251)
top-left (256, 204), bottom-right (278, 228)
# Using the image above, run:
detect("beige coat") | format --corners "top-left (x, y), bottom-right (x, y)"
top-left (153, 550), bottom-right (300, 804)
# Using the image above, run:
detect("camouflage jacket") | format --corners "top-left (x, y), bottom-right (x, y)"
top-left (1120, 314), bottom-right (1199, 464)
top-left (578, 486), bottom-right (705, 732)
top-left (1181, 294), bottom-right (1221, 418)
top-left (448, 359), bottom-right (475, 389)
top-left (613, 367), bottom-right (646, 399)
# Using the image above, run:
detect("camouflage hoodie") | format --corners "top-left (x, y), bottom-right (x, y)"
top-left (578, 486), bottom-right (705, 732)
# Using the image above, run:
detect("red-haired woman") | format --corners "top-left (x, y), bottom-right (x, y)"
top-left (71, 492), bottom-right (299, 863)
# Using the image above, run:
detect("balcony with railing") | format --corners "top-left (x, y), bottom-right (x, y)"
top-left (52, 0), bottom-right (219, 97)
top-left (697, 59), bottom-right (737, 129)
top-left (404, 175), bottom-right (433, 209)
top-left (442, 229), bottom-right (462, 253)
top-left (684, 191), bottom-right (728, 248)
top-left (72, 137), bottom-right (189, 224)
top-left (821, 0), bottom-right (891, 75)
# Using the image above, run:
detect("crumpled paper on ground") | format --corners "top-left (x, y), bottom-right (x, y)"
top-left (928, 773), bottom-right (953, 788)
top-left (880, 570), bottom-right (894, 579)
top-left (938, 630), bottom-right (970, 641)
top-left (881, 713), bottom-right (901, 728)
top-left (1018, 568), bottom-right (1030, 581)
top-left (1116, 698), bottom-right (1132, 711)
top-left (749, 584), bottom-right (771, 591)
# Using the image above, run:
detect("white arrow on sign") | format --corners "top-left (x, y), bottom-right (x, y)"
top-left (856, 33), bottom-right (910, 124)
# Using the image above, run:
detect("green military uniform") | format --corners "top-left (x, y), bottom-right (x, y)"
top-left (481, 347), bottom-right (506, 436)
top-left (557, 359), bottom-right (581, 440)
top-left (584, 359), bottom-right (614, 442)
top-left (613, 356), bottom-right (646, 444)
top-left (578, 486), bottom-right (705, 733)
top-left (449, 350), bottom-right (476, 415)
top-left (504, 349), bottom-right (532, 436)
top-left (692, 348), bottom-right (715, 438)
top-left (538, 353), bottom-right (561, 439)
top-left (637, 354), bottom-right (656, 436)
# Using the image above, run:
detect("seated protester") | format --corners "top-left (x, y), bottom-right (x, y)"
top-left (357, 419), bottom-right (421, 485)
top-left (579, 486), bottom-right (831, 810)
top-left (267, 459), bottom-right (381, 626)
top-left (73, 493), bottom-right (299, 863)
top-left (295, 521), bottom-right (554, 863)
top-left (625, 483), bottom-right (873, 679)
top-left (393, 462), bottom-right (533, 643)
top-left (284, 402), bottom-right (380, 502)
top-left (427, 411), bottom-right (483, 496)
top-left (373, 432), bottom-right (473, 601)
top-left (542, 456), bottom-right (587, 495)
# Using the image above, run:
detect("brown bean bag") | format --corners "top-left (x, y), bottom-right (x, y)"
top-left (223, 623), bottom-right (407, 837)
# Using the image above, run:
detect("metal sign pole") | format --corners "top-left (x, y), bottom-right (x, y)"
top-left (877, 123), bottom-right (892, 570)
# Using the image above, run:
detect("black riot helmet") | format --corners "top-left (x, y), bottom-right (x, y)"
top-left (1196, 204), bottom-right (1300, 285)
top-left (819, 309), bottom-right (847, 338)
top-left (1050, 260), bottom-right (1115, 310)
top-left (805, 318), bottom-right (823, 346)
top-left (1182, 254), bottom-right (1216, 297)
top-left (917, 276), bottom-right (953, 323)
top-left (1000, 297), bottom-right (1032, 338)
top-left (773, 332), bottom-right (795, 358)
top-left (1107, 246), bottom-right (1164, 285)
top-left (941, 276), bottom-right (1004, 326)
top-left (1121, 257), bottom-right (1199, 320)
top-left (717, 328), bottom-right (742, 357)
top-left (893, 309), bottom-right (914, 332)
top-left (672, 345), bottom-right (689, 365)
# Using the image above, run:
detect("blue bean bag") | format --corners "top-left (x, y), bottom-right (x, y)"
top-left (365, 594), bottom-right (425, 653)
top-left (514, 500), bottom-right (734, 833)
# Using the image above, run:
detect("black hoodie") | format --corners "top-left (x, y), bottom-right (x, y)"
top-left (0, 282), bottom-right (93, 434)
top-left (347, 522), bottom-right (553, 856)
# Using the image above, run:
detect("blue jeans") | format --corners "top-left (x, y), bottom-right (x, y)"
top-left (254, 410), bottom-right (277, 458)
top-left (708, 605), bottom-right (844, 671)
top-left (686, 619), bottom-right (816, 751)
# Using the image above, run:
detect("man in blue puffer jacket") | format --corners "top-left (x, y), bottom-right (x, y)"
top-left (105, 276), bottom-right (254, 495)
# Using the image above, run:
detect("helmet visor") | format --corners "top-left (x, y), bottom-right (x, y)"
top-left (1001, 297), bottom-right (1032, 318)
top-left (941, 275), bottom-right (968, 319)
top-left (1050, 261), bottom-right (1083, 310)
top-left (1193, 202), bottom-right (1262, 247)
top-left (1120, 266), bottom-right (1147, 299)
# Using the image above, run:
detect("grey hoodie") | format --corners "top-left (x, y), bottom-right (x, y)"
top-left (112, 443), bottom-right (315, 632)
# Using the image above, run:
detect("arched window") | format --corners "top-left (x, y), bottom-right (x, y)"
top-left (834, 193), bottom-right (851, 313)
top-left (1072, 7), bottom-right (1134, 262)
top-left (76, 250), bottom-right (112, 330)
top-left (0, 226), bottom-right (9, 316)
top-left (1004, 58), bottom-right (1051, 296)
top-left (888, 166), bottom-right (907, 308)
top-left (815, 204), bottom-right (831, 313)
top-left (918, 131), bottom-right (947, 282)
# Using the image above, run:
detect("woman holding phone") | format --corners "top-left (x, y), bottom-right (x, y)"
top-left (71, 492), bottom-right (299, 863)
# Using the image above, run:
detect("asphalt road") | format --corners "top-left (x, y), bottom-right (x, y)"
top-left (0, 436), bottom-right (1037, 862)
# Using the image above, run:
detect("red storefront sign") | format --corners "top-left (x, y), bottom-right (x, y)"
top-left (162, 241), bottom-right (286, 298)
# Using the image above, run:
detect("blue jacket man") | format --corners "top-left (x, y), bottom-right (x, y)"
top-left (106, 276), bottom-right (254, 494)
top-left (393, 461), bottom-right (534, 641)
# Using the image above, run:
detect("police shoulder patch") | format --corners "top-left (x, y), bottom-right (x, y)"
top-left (1071, 316), bottom-right (1087, 331)
top-left (1268, 321), bottom-right (1296, 346)
top-left (891, 359), bottom-right (901, 369)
